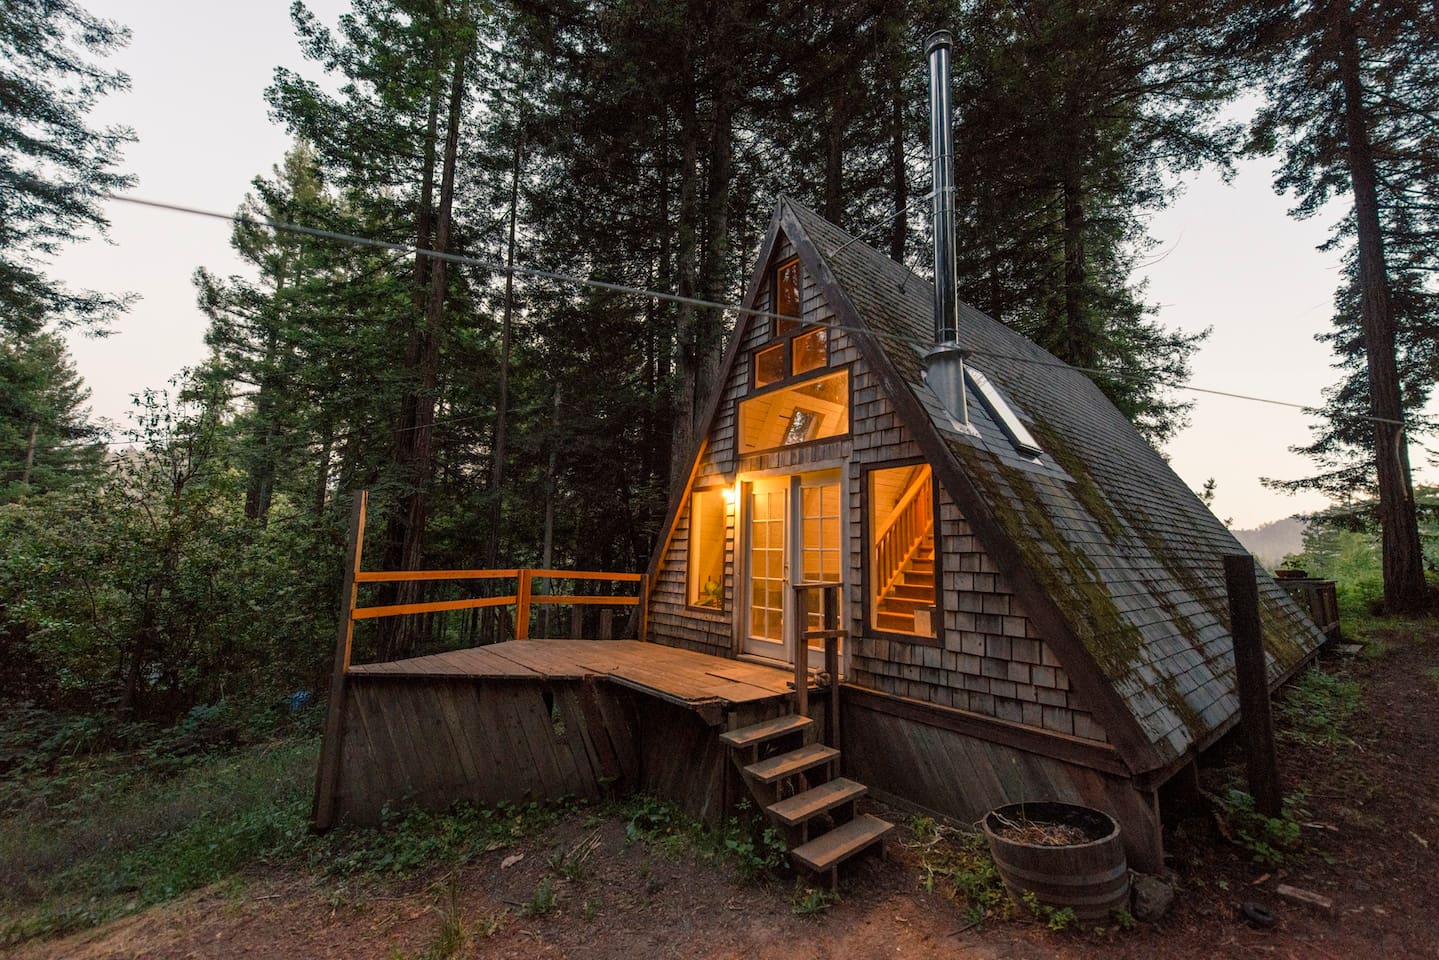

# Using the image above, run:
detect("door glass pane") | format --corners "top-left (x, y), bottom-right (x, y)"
top-left (748, 488), bottom-right (785, 643)
top-left (797, 480), bottom-right (842, 645)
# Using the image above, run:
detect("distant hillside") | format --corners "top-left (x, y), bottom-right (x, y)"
top-left (1233, 516), bottom-right (1308, 570)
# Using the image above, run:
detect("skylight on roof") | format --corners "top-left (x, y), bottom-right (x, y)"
top-left (965, 367), bottom-right (1043, 458)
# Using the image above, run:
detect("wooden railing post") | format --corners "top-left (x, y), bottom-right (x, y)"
top-left (793, 585), bottom-right (810, 720)
top-left (311, 489), bottom-right (368, 831)
top-left (1224, 554), bottom-right (1283, 818)
top-left (637, 573), bottom-right (650, 641)
top-left (515, 569), bottom-right (533, 641)
top-left (823, 585), bottom-right (841, 755)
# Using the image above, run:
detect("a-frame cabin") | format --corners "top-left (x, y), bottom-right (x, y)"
top-left (313, 32), bottom-right (1325, 881)
top-left (637, 195), bottom-right (1326, 871)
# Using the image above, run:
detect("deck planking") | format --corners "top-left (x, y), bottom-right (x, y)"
top-left (348, 639), bottom-right (794, 708)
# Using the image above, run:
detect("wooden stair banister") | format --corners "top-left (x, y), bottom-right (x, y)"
top-left (872, 472), bottom-right (933, 602)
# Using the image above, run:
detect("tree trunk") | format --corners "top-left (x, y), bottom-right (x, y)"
top-left (20, 422), bottom-right (37, 487)
top-left (889, 62), bottom-right (907, 263)
top-left (313, 424), bottom-right (332, 517)
top-left (488, 128), bottom-right (522, 569)
top-left (1335, 1), bottom-right (1428, 612)
top-left (670, 31), bottom-right (703, 480)
top-left (823, 89), bottom-right (846, 225)
top-left (1061, 167), bottom-right (1092, 369)
top-left (539, 383), bottom-right (561, 638)
top-left (380, 45), bottom-right (467, 659)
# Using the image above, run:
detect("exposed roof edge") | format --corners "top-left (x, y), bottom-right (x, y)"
top-left (642, 204), bottom-right (786, 589)
top-left (779, 200), bottom-right (1163, 775)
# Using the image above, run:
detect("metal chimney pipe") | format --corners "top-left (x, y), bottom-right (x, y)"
top-left (926, 29), bottom-right (959, 347)
top-left (921, 29), bottom-right (972, 430)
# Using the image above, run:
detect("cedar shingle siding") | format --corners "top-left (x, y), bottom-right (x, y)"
top-left (648, 226), bottom-right (1110, 742)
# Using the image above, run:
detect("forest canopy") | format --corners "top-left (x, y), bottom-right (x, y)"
top-left (2, 0), bottom-right (1434, 724)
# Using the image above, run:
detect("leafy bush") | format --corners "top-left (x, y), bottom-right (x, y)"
top-left (1216, 788), bottom-right (1305, 869)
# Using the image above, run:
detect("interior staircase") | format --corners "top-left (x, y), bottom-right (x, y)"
top-left (719, 714), bottom-right (893, 888)
top-left (874, 531), bottom-right (935, 634)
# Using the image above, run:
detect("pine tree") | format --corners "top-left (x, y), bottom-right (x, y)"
top-left (948, 0), bottom-right (1244, 443)
top-left (1250, 0), bottom-right (1436, 612)
top-left (0, 333), bottom-right (104, 501)
top-left (0, 0), bottom-right (134, 335)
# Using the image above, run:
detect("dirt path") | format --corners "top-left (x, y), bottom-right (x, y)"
top-left (12, 623), bottom-right (1437, 960)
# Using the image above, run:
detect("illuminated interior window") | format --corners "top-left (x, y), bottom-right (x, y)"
top-left (792, 327), bottom-right (827, 374)
top-left (868, 465), bottom-right (936, 637)
top-left (687, 488), bottom-right (727, 609)
top-left (754, 343), bottom-right (784, 388)
top-left (738, 370), bottom-right (849, 453)
top-left (774, 258), bottom-right (802, 335)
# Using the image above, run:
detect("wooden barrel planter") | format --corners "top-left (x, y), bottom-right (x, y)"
top-left (982, 801), bottom-right (1129, 920)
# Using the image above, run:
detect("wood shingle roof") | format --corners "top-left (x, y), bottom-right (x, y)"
top-left (782, 198), bottom-right (1325, 772)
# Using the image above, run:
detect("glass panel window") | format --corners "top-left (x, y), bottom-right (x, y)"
top-left (748, 486), bottom-right (786, 641)
top-left (868, 465), bottom-right (936, 637)
top-left (799, 480), bottom-right (843, 644)
top-left (687, 489), bottom-right (727, 609)
top-left (792, 327), bottom-right (828, 375)
top-left (775, 258), bottom-right (802, 335)
top-left (738, 370), bottom-right (849, 453)
top-left (754, 343), bottom-right (785, 389)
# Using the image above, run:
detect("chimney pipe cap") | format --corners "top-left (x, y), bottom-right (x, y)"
top-left (925, 30), bottom-right (953, 55)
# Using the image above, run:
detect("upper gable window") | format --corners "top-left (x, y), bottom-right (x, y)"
top-left (752, 257), bottom-right (831, 390)
top-left (774, 257), bottom-right (802, 335)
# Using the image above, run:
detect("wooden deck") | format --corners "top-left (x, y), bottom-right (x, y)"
top-left (347, 639), bottom-right (796, 713)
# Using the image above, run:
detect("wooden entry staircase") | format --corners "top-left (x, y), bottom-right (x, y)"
top-left (720, 713), bottom-right (893, 888)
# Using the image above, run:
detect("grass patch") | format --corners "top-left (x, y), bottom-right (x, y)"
top-left (620, 795), bottom-right (786, 879)
top-left (905, 816), bottom-right (1015, 928)
top-left (790, 881), bottom-right (839, 917)
top-left (321, 800), bottom-right (565, 878)
top-left (0, 723), bottom-right (575, 948)
top-left (0, 737), bottom-right (318, 946)
top-left (1276, 666), bottom-right (1361, 747)
top-left (1212, 788), bottom-right (1307, 869)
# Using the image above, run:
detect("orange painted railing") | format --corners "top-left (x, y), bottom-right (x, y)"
top-left (330, 491), bottom-right (648, 675)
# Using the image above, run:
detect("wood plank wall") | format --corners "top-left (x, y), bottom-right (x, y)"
top-left (333, 677), bottom-right (638, 825)
top-left (647, 229), bottom-right (1109, 746)
top-left (842, 697), bottom-right (1162, 872)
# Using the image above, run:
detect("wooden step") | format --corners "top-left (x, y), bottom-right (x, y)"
top-left (876, 611), bottom-right (915, 632)
top-left (719, 714), bottom-right (813, 750)
top-left (878, 595), bottom-right (931, 612)
top-left (767, 777), bottom-right (867, 826)
top-left (743, 743), bottom-right (839, 785)
top-left (791, 813), bottom-right (894, 873)
top-left (892, 583), bottom-right (932, 600)
top-left (902, 570), bottom-right (934, 585)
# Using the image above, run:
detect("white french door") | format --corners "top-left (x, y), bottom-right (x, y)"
top-left (742, 470), bottom-right (844, 669)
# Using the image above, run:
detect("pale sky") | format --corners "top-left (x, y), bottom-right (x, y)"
top-left (53, 1), bottom-right (1433, 529)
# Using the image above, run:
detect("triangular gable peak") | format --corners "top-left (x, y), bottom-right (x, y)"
top-left (644, 202), bottom-right (1130, 769)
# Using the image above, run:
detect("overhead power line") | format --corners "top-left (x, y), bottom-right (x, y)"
top-left (102, 192), bottom-right (1410, 430)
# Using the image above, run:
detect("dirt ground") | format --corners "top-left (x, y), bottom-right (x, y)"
top-left (11, 622), bottom-right (1437, 960)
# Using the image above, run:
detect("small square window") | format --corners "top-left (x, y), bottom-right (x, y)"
top-left (792, 327), bottom-right (827, 375)
top-left (754, 343), bottom-right (785, 388)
